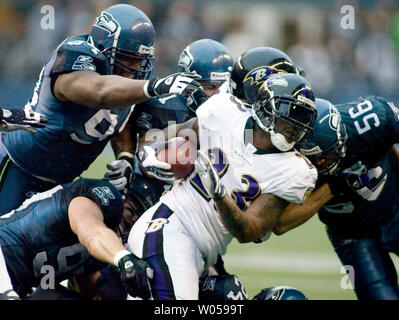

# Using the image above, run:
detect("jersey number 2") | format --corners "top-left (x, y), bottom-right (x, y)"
top-left (190, 148), bottom-right (260, 210)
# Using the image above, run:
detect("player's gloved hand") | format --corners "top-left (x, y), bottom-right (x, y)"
top-left (341, 161), bottom-right (370, 190)
top-left (116, 251), bottom-right (154, 300)
top-left (104, 152), bottom-right (134, 196)
top-left (0, 107), bottom-right (47, 133)
top-left (194, 150), bottom-right (227, 201)
top-left (144, 72), bottom-right (202, 98)
top-left (327, 161), bottom-right (369, 195)
top-left (138, 138), bottom-right (184, 182)
top-left (187, 89), bottom-right (209, 115)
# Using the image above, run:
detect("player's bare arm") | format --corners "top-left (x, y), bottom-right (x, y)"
top-left (54, 70), bottom-right (149, 109)
top-left (68, 196), bottom-right (153, 299)
top-left (111, 120), bottom-right (137, 158)
top-left (273, 183), bottom-right (333, 235)
top-left (104, 125), bottom-right (137, 193)
top-left (214, 192), bottom-right (288, 243)
top-left (68, 196), bottom-right (128, 264)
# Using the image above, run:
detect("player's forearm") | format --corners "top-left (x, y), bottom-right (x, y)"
top-left (82, 226), bottom-right (126, 266)
top-left (214, 194), bottom-right (282, 243)
top-left (69, 197), bottom-right (126, 266)
top-left (111, 123), bottom-right (136, 158)
top-left (57, 71), bottom-right (150, 108)
top-left (273, 183), bottom-right (333, 235)
top-left (94, 76), bottom-right (149, 109)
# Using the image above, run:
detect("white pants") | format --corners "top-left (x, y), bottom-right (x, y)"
top-left (127, 202), bottom-right (205, 300)
top-left (0, 246), bottom-right (19, 299)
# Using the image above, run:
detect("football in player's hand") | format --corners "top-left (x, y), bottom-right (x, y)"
top-left (157, 139), bottom-right (197, 180)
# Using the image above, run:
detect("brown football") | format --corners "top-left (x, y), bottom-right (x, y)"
top-left (156, 139), bottom-right (197, 180)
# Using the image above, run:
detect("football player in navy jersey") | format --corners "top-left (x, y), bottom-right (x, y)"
top-left (0, 4), bottom-right (201, 215)
top-left (0, 177), bottom-right (153, 300)
top-left (274, 96), bottom-right (399, 299)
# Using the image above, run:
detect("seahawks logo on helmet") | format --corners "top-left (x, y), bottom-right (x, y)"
top-left (243, 66), bottom-right (276, 86)
top-left (178, 48), bottom-right (194, 72)
top-left (94, 11), bottom-right (120, 36)
top-left (266, 76), bottom-right (289, 87)
top-left (266, 288), bottom-right (286, 300)
top-left (327, 103), bottom-right (340, 131)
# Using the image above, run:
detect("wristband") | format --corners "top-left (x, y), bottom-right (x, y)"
top-left (117, 152), bottom-right (135, 163)
top-left (113, 249), bottom-right (131, 267)
top-left (143, 78), bottom-right (158, 98)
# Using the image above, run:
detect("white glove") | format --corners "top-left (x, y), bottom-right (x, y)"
top-left (144, 72), bottom-right (202, 98)
top-left (104, 158), bottom-right (134, 192)
top-left (194, 150), bottom-right (227, 201)
top-left (137, 141), bottom-right (175, 182)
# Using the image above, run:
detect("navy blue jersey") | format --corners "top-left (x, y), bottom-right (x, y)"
top-left (318, 96), bottom-right (399, 229)
top-left (0, 178), bottom-right (123, 297)
top-left (1, 34), bottom-right (133, 184)
top-left (132, 94), bottom-right (192, 136)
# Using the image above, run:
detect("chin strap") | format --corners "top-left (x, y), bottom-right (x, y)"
top-left (270, 130), bottom-right (295, 151)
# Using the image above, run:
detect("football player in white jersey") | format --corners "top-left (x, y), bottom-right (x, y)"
top-left (127, 73), bottom-right (318, 300)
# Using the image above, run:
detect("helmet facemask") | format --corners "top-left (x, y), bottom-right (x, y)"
top-left (103, 48), bottom-right (154, 80)
top-left (253, 91), bottom-right (317, 151)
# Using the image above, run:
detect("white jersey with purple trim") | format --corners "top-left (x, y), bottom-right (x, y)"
top-left (160, 93), bottom-right (318, 266)
top-left (216, 81), bottom-right (231, 94)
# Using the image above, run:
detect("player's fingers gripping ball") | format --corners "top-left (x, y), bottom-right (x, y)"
top-left (139, 137), bottom-right (197, 181)
top-left (156, 137), bottom-right (197, 180)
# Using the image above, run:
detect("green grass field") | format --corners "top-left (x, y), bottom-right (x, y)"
top-left (81, 146), bottom-right (397, 300)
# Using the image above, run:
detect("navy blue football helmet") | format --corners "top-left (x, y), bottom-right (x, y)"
top-left (253, 286), bottom-right (308, 300)
top-left (178, 39), bottom-right (234, 87)
top-left (296, 98), bottom-right (348, 175)
top-left (231, 47), bottom-right (299, 106)
top-left (89, 4), bottom-right (155, 79)
top-left (252, 73), bottom-right (317, 151)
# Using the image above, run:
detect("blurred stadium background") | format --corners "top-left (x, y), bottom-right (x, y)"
top-left (2, 0), bottom-right (399, 299)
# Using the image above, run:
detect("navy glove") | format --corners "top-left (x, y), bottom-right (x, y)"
top-left (104, 152), bottom-right (134, 196)
top-left (328, 161), bottom-right (369, 195)
top-left (0, 107), bottom-right (47, 132)
top-left (118, 253), bottom-right (154, 300)
top-left (187, 89), bottom-right (209, 115)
